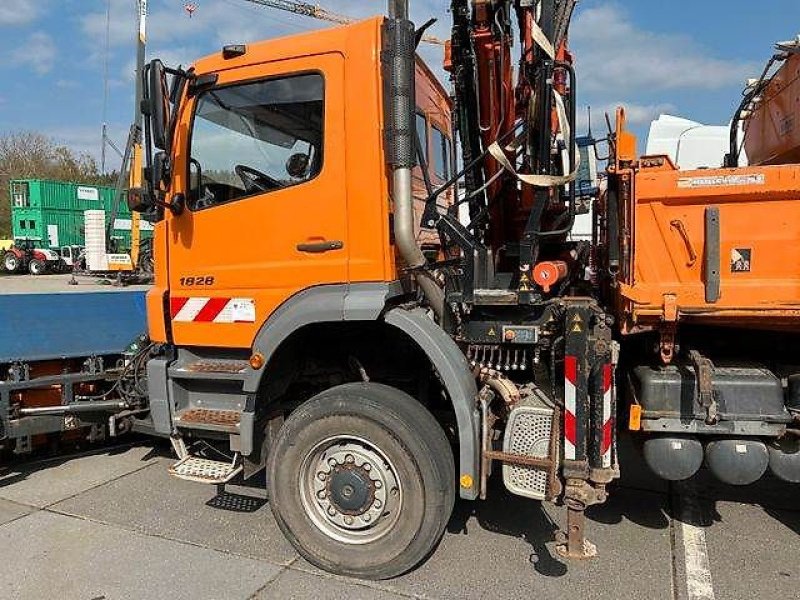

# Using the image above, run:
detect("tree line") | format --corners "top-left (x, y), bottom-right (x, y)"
top-left (0, 132), bottom-right (116, 238)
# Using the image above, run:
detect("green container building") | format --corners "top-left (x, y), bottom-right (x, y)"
top-left (9, 179), bottom-right (152, 250)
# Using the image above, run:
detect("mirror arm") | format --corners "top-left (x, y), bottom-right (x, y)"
top-left (151, 193), bottom-right (184, 216)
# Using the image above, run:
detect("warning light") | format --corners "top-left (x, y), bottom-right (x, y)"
top-left (629, 404), bottom-right (642, 431)
top-left (460, 474), bottom-right (474, 489)
top-left (249, 352), bottom-right (265, 370)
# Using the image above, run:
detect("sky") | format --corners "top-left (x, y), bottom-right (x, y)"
top-left (0, 0), bottom-right (798, 170)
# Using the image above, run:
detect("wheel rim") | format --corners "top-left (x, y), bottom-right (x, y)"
top-left (4, 256), bottom-right (16, 271)
top-left (30, 262), bottom-right (42, 275)
top-left (299, 435), bottom-right (403, 545)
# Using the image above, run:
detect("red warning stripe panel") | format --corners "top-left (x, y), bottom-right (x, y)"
top-left (565, 354), bottom-right (578, 386)
top-left (601, 363), bottom-right (614, 464)
top-left (564, 410), bottom-right (577, 445)
top-left (564, 355), bottom-right (578, 458)
top-left (601, 418), bottom-right (614, 455)
top-left (193, 297), bottom-right (230, 323)
top-left (603, 363), bottom-right (612, 393)
top-left (170, 296), bottom-right (190, 319)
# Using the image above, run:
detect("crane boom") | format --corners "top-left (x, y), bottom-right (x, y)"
top-left (239, 0), bottom-right (445, 45)
top-left (242, 0), bottom-right (351, 25)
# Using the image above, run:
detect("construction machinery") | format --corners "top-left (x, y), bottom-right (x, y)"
top-left (4, 0), bottom-right (799, 583)
top-left (126, 0), bottom-right (612, 575)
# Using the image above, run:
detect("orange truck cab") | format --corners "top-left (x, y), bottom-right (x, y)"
top-left (146, 18), bottom-right (453, 350)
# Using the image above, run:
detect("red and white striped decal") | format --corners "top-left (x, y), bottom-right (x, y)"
top-left (564, 355), bottom-right (577, 460)
top-left (601, 363), bottom-right (614, 468)
top-left (170, 297), bottom-right (256, 323)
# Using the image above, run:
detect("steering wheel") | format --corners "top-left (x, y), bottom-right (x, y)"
top-left (235, 164), bottom-right (281, 194)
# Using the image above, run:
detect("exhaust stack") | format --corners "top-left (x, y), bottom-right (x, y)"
top-left (384, 0), bottom-right (445, 319)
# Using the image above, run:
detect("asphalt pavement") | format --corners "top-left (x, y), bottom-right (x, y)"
top-left (0, 438), bottom-right (797, 600)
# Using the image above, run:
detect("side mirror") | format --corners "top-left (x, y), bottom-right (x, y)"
top-left (148, 59), bottom-right (171, 152)
top-left (152, 151), bottom-right (170, 187)
top-left (127, 187), bottom-right (151, 213)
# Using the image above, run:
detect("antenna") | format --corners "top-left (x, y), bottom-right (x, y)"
top-left (587, 106), bottom-right (593, 138)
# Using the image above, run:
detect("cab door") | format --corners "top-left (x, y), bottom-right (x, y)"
top-left (167, 54), bottom-right (347, 349)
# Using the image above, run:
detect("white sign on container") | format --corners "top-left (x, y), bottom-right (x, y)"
top-left (77, 186), bottom-right (100, 202)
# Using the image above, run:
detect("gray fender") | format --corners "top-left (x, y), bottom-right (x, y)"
top-left (384, 307), bottom-right (480, 500)
top-left (244, 282), bottom-right (403, 394)
top-left (244, 284), bottom-right (480, 500)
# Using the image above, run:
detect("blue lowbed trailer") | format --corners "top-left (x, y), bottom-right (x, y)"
top-left (0, 289), bottom-right (148, 453)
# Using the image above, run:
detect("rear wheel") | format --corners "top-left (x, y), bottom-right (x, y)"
top-left (267, 382), bottom-right (455, 580)
top-left (28, 259), bottom-right (45, 276)
top-left (3, 252), bottom-right (18, 273)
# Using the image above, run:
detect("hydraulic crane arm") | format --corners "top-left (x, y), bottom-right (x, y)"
top-left (242, 0), bottom-right (352, 25)
top-left (444, 0), bottom-right (578, 264)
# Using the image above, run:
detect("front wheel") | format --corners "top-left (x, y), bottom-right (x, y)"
top-left (267, 383), bottom-right (455, 580)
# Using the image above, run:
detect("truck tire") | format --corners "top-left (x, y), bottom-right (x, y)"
top-left (3, 252), bottom-right (18, 273)
top-left (28, 259), bottom-right (45, 276)
top-left (267, 382), bottom-right (455, 580)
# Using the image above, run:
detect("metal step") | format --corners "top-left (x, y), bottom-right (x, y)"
top-left (168, 455), bottom-right (242, 484)
top-left (168, 360), bottom-right (249, 381)
top-left (174, 408), bottom-right (241, 433)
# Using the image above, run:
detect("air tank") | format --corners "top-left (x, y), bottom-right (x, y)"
top-left (643, 435), bottom-right (704, 481)
top-left (705, 439), bottom-right (769, 486)
top-left (768, 437), bottom-right (800, 483)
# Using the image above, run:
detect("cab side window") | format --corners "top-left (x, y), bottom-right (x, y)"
top-left (431, 125), bottom-right (451, 180)
top-left (188, 73), bottom-right (324, 210)
top-left (416, 112), bottom-right (428, 163)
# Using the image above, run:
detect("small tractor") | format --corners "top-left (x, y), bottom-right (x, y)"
top-left (2, 239), bottom-right (64, 276)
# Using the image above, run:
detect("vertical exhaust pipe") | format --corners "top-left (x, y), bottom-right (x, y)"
top-left (384, 0), bottom-right (445, 320)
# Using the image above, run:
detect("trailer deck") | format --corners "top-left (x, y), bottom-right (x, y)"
top-left (0, 274), bottom-right (150, 451)
top-left (0, 274), bottom-right (148, 362)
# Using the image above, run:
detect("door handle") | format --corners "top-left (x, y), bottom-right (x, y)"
top-left (669, 219), bottom-right (697, 267)
top-left (296, 240), bottom-right (344, 253)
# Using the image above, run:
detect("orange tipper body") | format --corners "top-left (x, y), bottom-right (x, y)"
top-left (145, 17), bottom-right (453, 347)
top-left (608, 108), bottom-right (800, 334)
top-left (743, 52), bottom-right (800, 166)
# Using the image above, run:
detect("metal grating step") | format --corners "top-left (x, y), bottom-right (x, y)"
top-left (174, 409), bottom-right (241, 434)
top-left (184, 360), bottom-right (249, 374)
top-left (168, 456), bottom-right (242, 484)
top-left (169, 360), bottom-right (249, 381)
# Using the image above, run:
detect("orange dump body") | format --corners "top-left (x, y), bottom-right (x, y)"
top-left (609, 111), bottom-right (800, 333)
top-left (744, 53), bottom-right (800, 166)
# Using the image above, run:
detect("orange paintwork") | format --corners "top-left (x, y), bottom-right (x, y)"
top-left (146, 17), bottom-right (452, 348)
top-left (609, 115), bottom-right (800, 332)
top-left (744, 53), bottom-right (800, 166)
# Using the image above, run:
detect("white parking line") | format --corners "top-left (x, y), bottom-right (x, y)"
top-left (679, 490), bottom-right (716, 600)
